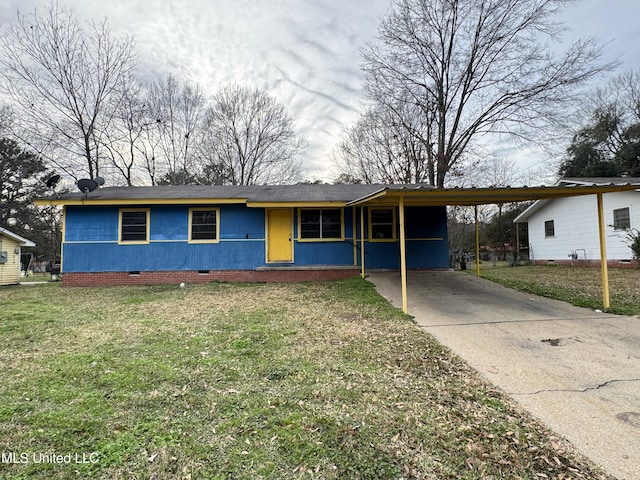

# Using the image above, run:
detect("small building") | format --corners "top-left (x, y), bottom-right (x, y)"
top-left (35, 184), bottom-right (450, 286)
top-left (0, 227), bottom-right (36, 285)
top-left (514, 178), bottom-right (640, 267)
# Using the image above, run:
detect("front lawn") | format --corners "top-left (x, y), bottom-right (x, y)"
top-left (0, 279), bottom-right (612, 479)
top-left (478, 264), bottom-right (640, 315)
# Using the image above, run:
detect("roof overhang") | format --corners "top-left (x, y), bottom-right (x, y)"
top-left (34, 197), bottom-right (353, 209)
top-left (34, 197), bottom-right (250, 207)
top-left (0, 227), bottom-right (36, 247)
top-left (246, 201), bottom-right (348, 208)
top-left (348, 183), bottom-right (640, 207)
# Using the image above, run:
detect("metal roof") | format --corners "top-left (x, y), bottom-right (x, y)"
top-left (513, 179), bottom-right (640, 223)
top-left (348, 182), bottom-right (640, 207)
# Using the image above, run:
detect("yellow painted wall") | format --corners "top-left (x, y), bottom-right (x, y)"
top-left (0, 234), bottom-right (21, 285)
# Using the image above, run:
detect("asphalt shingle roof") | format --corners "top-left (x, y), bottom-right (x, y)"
top-left (51, 183), bottom-right (434, 203)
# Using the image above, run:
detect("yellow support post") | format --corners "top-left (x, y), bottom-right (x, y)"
top-left (597, 193), bottom-right (610, 309)
top-left (475, 205), bottom-right (480, 276)
top-left (360, 207), bottom-right (366, 278)
top-left (352, 207), bottom-right (357, 266)
top-left (399, 197), bottom-right (408, 314)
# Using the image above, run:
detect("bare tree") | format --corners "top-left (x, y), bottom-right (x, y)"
top-left (99, 76), bottom-right (152, 185)
top-left (334, 101), bottom-right (432, 184)
top-left (0, 105), bottom-right (13, 133)
top-left (582, 70), bottom-right (640, 125)
top-left (199, 85), bottom-right (304, 185)
top-left (145, 75), bottom-right (205, 185)
top-left (469, 156), bottom-right (519, 188)
top-left (0, 2), bottom-right (136, 180)
top-left (359, 0), bottom-right (615, 187)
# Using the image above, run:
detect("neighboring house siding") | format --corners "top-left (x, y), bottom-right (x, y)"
top-left (0, 235), bottom-right (20, 285)
top-left (527, 192), bottom-right (638, 262)
top-left (61, 204), bottom-right (449, 274)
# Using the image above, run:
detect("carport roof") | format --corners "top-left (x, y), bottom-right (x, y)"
top-left (513, 177), bottom-right (640, 222)
top-left (348, 181), bottom-right (640, 207)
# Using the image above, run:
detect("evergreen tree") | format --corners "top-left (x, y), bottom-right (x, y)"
top-left (559, 70), bottom-right (640, 178)
top-left (0, 138), bottom-right (61, 264)
top-left (0, 138), bottom-right (47, 229)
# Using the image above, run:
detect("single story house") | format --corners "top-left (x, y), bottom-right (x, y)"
top-left (514, 177), bottom-right (640, 267)
top-left (36, 184), bottom-right (449, 286)
top-left (0, 227), bottom-right (36, 285)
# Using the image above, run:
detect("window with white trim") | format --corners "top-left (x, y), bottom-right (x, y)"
top-left (613, 207), bottom-right (631, 230)
top-left (544, 220), bottom-right (555, 238)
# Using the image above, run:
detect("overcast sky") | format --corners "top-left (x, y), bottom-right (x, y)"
top-left (1, 0), bottom-right (640, 183)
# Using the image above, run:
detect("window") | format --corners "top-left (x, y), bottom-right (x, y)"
top-left (369, 208), bottom-right (396, 241)
top-left (613, 207), bottom-right (631, 230)
top-left (544, 220), bottom-right (555, 238)
top-left (189, 208), bottom-right (219, 243)
top-left (299, 209), bottom-right (343, 240)
top-left (119, 209), bottom-right (149, 244)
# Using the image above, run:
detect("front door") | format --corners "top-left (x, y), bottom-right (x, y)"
top-left (267, 209), bottom-right (293, 262)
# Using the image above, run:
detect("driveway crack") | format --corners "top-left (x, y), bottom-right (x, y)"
top-left (516, 378), bottom-right (640, 396)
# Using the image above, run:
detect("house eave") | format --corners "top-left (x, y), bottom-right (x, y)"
top-left (0, 227), bottom-right (36, 247)
top-left (35, 197), bottom-right (249, 207)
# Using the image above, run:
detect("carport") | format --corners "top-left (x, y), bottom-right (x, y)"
top-left (349, 181), bottom-right (640, 313)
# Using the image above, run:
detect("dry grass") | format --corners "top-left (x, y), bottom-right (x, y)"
top-left (0, 279), bottom-right (615, 479)
top-left (478, 265), bottom-right (640, 315)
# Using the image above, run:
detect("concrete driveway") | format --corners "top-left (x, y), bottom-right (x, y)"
top-left (368, 270), bottom-right (640, 480)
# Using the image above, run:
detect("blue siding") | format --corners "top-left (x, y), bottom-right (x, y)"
top-left (151, 206), bottom-right (187, 241)
top-left (65, 207), bottom-right (118, 242)
top-left (63, 241), bottom-right (264, 272)
top-left (63, 204), bottom-right (266, 273)
top-left (405, 206), bottom-right (449, 269)
top-left (358, 206), bottom-right (449, 269)
top-left (62, 204), bottom-right (449, 273)
top-left (405, 206), bottom-right (448, 238)
top-left (294, 241), bottom-right (355, 265)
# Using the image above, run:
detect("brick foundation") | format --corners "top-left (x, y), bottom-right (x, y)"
top-left (532, 259), bottom-right (639, 268)
top-left (61, 268), bottom-right (361, 287)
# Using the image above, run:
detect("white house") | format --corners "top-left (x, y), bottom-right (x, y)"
top-left (0, 227), bottom-right (36, 285)
top-left (514, 178), bottom-right (640, 267)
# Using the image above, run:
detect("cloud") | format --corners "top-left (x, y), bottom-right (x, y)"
top-left (2, 0), bottom-right (640, 181)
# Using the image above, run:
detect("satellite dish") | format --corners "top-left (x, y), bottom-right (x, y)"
top-left (95, 176), bottom-right (105, 186)
top-left (45, 174), bottom-right (61, 188)
top-left (77, 178), bottom-right (98, 195)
